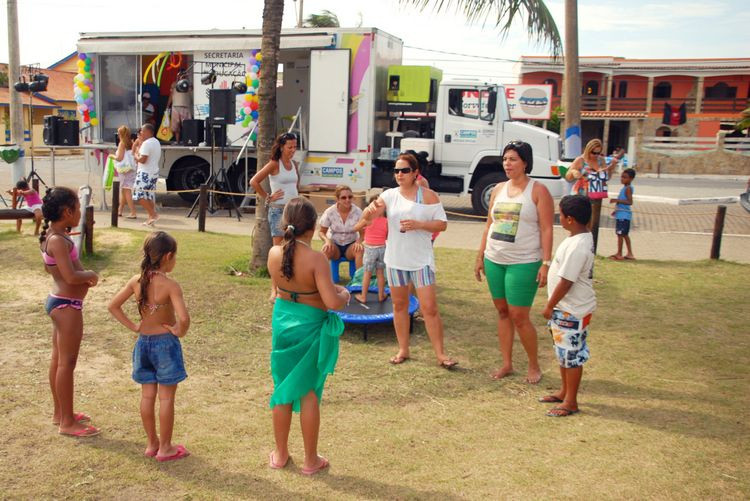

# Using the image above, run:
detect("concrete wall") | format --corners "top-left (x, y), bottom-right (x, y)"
top-left (637, 148), bottom-right (750, 175)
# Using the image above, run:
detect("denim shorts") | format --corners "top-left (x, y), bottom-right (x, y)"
top-left (132, 333), bottom-right (187, 385)
top-left (548, 310), bottom-right (591, 369)
top-left (268, 205), bottom-right (285, 237)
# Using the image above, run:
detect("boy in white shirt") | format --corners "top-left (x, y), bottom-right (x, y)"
top-left (541, 195), bottom-right (596, 417)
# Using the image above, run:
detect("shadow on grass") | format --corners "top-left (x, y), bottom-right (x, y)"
top-left (83, 436), bottom-right (299, 498)
top-left (318, 473), bottom-right (464, 500)
top-left (585, 402), bottom-right (748, 442)
top-left (584, 378), bottom-right (734, 407)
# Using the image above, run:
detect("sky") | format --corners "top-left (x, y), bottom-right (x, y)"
top-left (2, 0), bottom-right (749, 83)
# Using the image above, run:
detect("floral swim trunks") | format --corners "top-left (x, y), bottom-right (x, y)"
top-left (133, 171), bottom-right (158, 201)
top-left (548, 309), bottom-right (592, 369)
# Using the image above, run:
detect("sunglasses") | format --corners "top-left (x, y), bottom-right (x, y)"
top-left (592, 150), bottom-right (603, 155)
top-left (280, 133), bottom-right (297, 141)
top-left (339, 195), bottom-right (353, 200)
top-left (507, 140), bottom-right (525, 147)
top-left (393, 167), bottom-right (413, 174)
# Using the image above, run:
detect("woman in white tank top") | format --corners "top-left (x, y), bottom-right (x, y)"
top-left (474, 141), bottom-right (554, 384)
top-left (250, 133), bottom-right (300, 300)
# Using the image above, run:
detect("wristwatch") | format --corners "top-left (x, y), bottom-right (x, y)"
top-left (542, 260), bottom-right (552, 266)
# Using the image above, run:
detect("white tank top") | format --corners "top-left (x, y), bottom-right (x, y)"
top-left (268, 160), bottom-right (299, 206)
top-left (484, 179), bottom-right (541, 264)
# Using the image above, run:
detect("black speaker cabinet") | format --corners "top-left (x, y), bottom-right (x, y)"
top-left (208, 89), bottom-right (235, 125)
top-left (204, 119), bottom-right (227, 147)
top-left (56, 120), bottom-right (80, 146)
top-left (181, 119), bottom-right (205, 146)
top-left (43, 115), bottom-right (61, 145)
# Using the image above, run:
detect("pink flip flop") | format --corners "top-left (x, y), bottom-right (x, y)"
top-left (301, 456), bottom-right (329, 476)
top-left (59, 425), bottom-right (101, 438)
top-left (144, 449), bottom-right (158, 458)
top-left (156, 444), bottom-right (190, 462)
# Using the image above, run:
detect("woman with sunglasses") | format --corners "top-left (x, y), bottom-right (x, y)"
top-left (565, 139), bottom-right (617, 199)
top-left (474, 141), bottom-right (553, 384)
top-left (319, 185), bottom-right (364, 271)
top-left (359, 153), bottom-right (457, 369)
top-left (251, 132), bottom-right (300, 299)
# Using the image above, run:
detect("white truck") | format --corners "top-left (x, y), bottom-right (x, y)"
top-left (76, 27), bottom-right (565, 214)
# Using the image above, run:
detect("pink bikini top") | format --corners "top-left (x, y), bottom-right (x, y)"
top-left (41, 235), bottom-right (79, 266)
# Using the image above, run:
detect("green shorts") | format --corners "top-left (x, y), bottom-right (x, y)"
top-left (484, 258), bottom-right (542, 307)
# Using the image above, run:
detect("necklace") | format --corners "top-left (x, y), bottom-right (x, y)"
top-left (149, 270), bottom-right (168, 277)
top-left (295, 239), bottom-right (311, 247)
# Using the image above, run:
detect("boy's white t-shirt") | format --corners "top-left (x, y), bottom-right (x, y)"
top-left (547, 232), bottom-right (596, 318)
top-left (137, 137), bottom-right (161, 176)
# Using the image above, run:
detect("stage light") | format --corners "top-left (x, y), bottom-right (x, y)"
top-left (176, 78), bottom-right (190, 93)
top-left (232, 81), bottom-right (248, 94)
top-left (14, 80), bottom-right (29, 92)
top-left (200, 69), bottom-right (217, 86)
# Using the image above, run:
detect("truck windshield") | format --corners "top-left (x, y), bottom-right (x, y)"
top-left (448, 88), bottom-right (495, 122)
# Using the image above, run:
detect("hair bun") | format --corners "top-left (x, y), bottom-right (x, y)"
top-left (286, 224), bottom-right (295, 232)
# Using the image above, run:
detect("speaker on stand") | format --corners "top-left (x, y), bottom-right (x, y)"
top-left (181, 119), bottom-right (205, 146)
top-left (187, 89), bottom-right (240, 221)
top-left (56, 120), bottom-right (80, 146)
top-left (43, 115), bottom-right (61, 145)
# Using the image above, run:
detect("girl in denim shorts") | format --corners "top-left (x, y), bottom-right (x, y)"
top-left (109, 231), bottom-right (192, 462)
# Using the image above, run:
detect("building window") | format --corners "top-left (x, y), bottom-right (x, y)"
top-left (705, 82), bottom-right (737, 99)
top-left (543, 78), bottom-right (558, 96)
top-left (618, 81), bottom-right (628, 98)
top-left (653, 82), bottom-right (671, 99)
top-left (583, 80), bottom-right (599, 96)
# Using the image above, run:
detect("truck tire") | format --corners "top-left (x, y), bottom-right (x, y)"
top-left (167, 156), bottom-right (210, 203)
top-left (229, 158), bottom-right (257, 206)
top-left (471, 171), bottom-right (507, 216)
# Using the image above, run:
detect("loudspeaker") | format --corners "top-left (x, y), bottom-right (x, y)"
top-left (204, 119), bottom-right (227, 147)
top-left (208, 89), bottom-right (235, 125)
top-left (181, 119), bottom-right (205, 146)
top-left (43, 115), bottom-right (61, 145)
top-left (56, 120), bottom-right (80, 146)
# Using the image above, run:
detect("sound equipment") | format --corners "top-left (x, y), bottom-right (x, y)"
top-left (208, 89), bottom-right (235, 125)
top-left (43, 115), bottom-right (61, 145)
top-left (204, 118), bottom-right (227, 147)
top-left (56, 120), bottom-right (80, 146)
top-left (181, 119), bottom-right (205, 146)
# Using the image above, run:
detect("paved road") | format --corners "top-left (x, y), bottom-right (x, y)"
top-left (3, 156), bottom-right (749, 263)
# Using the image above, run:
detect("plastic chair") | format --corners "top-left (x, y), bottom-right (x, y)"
top-left (330, 257), bottom-right (356, 283)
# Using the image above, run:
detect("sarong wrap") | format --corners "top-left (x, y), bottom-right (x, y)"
top-left (270, 298), bottom-right (344, 412)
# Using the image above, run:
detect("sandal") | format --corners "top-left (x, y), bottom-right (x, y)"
top-left (156, 444), bottom-right (190, 462)
top-left (438, 358), bottom-right (459, 370)
top-left (538, 395), bottom-right (564, 403)
top-left (59, 424), bottom-right (101, 437)
top-left (301, 456), bottom-right (329, 476)
top-left (269, 451), bottom-right (290, 469)
top-left (546, 406), bottom-right (580, 417)
top-left (389, 355), bottom-right (410, 365)
top-left (52, 412), bottom-right (90, 426)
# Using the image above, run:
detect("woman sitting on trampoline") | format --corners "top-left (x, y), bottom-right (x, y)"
top-left (359, 153), bottom-right (458, 369)
top-left (266, 197), bottom-right (350, 475)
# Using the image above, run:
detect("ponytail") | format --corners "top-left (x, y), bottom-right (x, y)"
top-left (39, 187), bottom-right (77, 244)
top-left (137, 231), bottom-right (177, 315)
top-left (279, 198), bottom-right (317, 280)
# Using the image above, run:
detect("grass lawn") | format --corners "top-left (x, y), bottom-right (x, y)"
top-left (0, 227), bottom-right (748, 499)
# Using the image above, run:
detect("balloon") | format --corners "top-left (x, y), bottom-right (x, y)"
top-left (250, 132), bottom-right (257, 141)
top-left (89, 111), bottom-right (97, 119)
top-left (77, 60), bottom-right (85, 68)
top-left (255, 53), bottom-right (262, 62)
top-left (91, 118), bottom-right (99, 126)
top-left (242, 118), bottom-right (250, 127)
top-left (249, 121), bottom-right (257, 130)
top-left (251, 65), bottom-right (259, 73)
top-left (244, 94), bottom-right (252, 102)
top-left (251, 80), bottom-right (259, 89)
top-left (78, 53), bottom-right (87, 60)
top-left (80, 104), bottom-right (88, 112)
top-left (251, 110), bottom-right (258, 119)
top-left (249, 72), bottom-right (257, 81)
top-left (250, 101), bottom-right (258, 111)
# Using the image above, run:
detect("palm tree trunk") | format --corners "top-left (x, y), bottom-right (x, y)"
top-left (250, 0), bottom-right (285, 272)
top-left (562, 0), bottom-right (581, 158)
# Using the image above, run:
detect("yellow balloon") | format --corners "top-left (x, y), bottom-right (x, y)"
top-left (255, 53), bottom-right (263, 62)
top-left (90, 118), bottom-right (99, 126)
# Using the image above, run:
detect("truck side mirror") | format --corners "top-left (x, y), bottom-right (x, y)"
top-left (487, 91), bottom-right (497, 114)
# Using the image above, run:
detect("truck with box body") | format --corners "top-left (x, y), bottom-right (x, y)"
top-left (77, 27), bottom-right (565, 214)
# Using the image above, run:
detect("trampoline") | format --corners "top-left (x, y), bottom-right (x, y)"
top-left (332, 286), bottom-right (419, 341)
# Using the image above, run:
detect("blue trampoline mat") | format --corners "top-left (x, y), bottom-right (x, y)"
top-left (332, 286), bottom-right (419, 324)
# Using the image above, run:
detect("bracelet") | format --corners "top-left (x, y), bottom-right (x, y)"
top-left (542, 260), bottom-right (551, 266)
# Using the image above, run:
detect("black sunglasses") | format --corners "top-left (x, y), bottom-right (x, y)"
top-left (280, 132), bottom-right (297, 141)
top-left (393, 167), bottom-right (413, 174)
top-left (507, 140), bottom-right (525, 147)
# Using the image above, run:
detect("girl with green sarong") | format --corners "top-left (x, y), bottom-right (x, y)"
top-left (267, 197), bottom-right (351, 475)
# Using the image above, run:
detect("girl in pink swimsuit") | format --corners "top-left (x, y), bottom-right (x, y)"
top-left (40, 187), bottom-right (100, 437)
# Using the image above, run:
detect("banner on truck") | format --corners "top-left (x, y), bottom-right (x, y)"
top-left (505, 85), bottom-right (552, 120)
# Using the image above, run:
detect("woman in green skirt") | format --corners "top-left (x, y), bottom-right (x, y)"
top-left (267, 197), bottom-right (350, 475)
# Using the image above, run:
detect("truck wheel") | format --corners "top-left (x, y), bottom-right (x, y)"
top-left (168, 156), bottom-right (210, 203)
top-left (471, 171), bottom-right (507, 216)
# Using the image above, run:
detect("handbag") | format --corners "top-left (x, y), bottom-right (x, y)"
top-left (115, 151), bottom-right (135, 174)
top-left (103, 155), bottom-right (116, 191)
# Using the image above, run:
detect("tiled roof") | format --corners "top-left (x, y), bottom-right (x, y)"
top-left (558, 110), bottom-right (649, 119)
top-left (0, 87), bottom-right (60, 108)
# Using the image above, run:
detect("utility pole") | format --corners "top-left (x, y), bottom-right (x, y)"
top-left (562, 0), bottom-right (581, 158)
top-left (296, 0), bottom-right (304, 27)
top-left (6, 0), bottom-right (26, 183)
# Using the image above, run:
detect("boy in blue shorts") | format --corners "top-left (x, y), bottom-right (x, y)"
top-left (609, 168), bottom-right (636, 260)
top-left (541, 195), bottom-right (596, 417)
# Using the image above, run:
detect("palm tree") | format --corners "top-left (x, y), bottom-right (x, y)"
top-left (399, 0), bottom-right (562, 55)
top-left (250, 0), bottom-right (285, 272)
top-left (304, 10), bottom-right (340, 27)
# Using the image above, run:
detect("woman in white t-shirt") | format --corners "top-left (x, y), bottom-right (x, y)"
top-left (359, 154), bottom-right (457, 369)
top-left (474, 141), bottom-right (554, 384)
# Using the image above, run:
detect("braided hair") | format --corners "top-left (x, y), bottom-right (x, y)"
top-left (138, 231), bottom-right (177, 314)
top-left (39, 187), bottom-right (78, 244)
top-left (280, 197), bottom-right (317, 280)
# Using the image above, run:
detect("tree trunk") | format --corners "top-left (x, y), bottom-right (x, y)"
top-left (562, 0), bottom-right (581, 158)
top-left (250, 0), bottom-right (285, 272)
